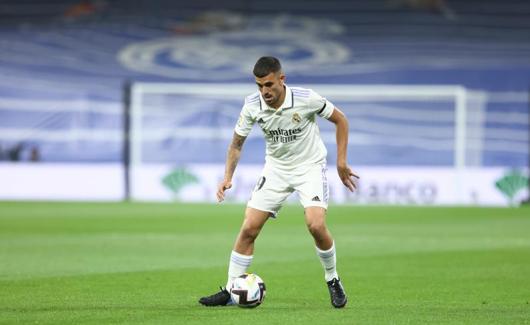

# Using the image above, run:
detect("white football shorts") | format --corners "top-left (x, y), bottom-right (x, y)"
top-left (247, 163), bottom-right (329, 217)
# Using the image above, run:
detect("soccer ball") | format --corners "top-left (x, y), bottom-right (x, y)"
top-left (230, 273), bottom-right (266, 308)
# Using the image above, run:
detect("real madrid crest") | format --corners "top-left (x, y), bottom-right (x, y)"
top-left (292, 113), bottom-right (302, 124)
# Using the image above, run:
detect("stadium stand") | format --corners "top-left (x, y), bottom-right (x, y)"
top-left (0, 0), bottom-right (528, 166)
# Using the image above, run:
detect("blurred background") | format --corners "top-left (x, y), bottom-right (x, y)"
top-left (0, 0), bottom-right (528, 205)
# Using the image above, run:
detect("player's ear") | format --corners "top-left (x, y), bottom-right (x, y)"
top-left (278, 72), bottom-right (285, 84)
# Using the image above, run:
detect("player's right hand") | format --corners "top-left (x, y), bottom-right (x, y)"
top-left (216, 180), bottom-right (232, 202)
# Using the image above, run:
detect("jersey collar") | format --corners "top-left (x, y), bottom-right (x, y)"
top-left (259, 84), bottom-right (294, 111)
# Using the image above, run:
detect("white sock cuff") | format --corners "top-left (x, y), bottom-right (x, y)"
top-left (230, 250), bottom-right (253, 266)
top-left (231, 250), bottom-right (253, 259)
top-left (316, 242), bottom-right (335, 258)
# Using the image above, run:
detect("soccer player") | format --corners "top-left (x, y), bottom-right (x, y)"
top-left (199, 56), bottom-right (359, 308)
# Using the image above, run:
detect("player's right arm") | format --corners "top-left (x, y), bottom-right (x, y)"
top-left (217, 132), bottom-right (247, 202)
top-left (218, 94), bottom-right (257, 202)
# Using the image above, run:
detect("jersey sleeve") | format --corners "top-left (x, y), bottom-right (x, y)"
top-left (308, 89), bottom-right (335, 119)
top-left (234, 104), bottom-right (255, 137)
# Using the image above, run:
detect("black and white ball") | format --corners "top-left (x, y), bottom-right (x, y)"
top-left (230, 273), bottom-right (266, 308)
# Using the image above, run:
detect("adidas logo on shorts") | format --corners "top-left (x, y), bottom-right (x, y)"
top-left (312, 196), bottom-right (321, 202)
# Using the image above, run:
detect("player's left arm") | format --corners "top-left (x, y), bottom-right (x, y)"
top-left (327, 107), bottom-right (360, 191)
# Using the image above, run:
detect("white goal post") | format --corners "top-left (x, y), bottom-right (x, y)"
top-left (126, 83), bottom-right (491, 204)
top-left (129, 83), bottom-right (481, 168)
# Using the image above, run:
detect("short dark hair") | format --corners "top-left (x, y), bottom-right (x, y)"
top-left (253, 56), bottom-right (282, 78)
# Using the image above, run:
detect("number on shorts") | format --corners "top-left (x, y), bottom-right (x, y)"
top-left (255, 176), bottom-right (266, 191)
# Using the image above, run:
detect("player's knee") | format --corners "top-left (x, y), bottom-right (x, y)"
top-left (240, 225), bottom-right (260, 241)
top-left (307, 219), bottom-right (327, 237)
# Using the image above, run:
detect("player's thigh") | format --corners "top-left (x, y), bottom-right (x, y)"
top-left (247, 166), bottom-right (292, 217)
top-left (240, 206), bottom-right (272, 233)
top-left (295, 164), bottom-right (329, 210)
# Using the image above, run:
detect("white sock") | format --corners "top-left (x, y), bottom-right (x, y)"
top-left (316, 242), bottom-right (338, 282)
top-left (226, 250), bottom-right (253, 290)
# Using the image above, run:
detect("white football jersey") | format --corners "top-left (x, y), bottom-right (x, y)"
top-left (234, 85), bottom-right (335, 171)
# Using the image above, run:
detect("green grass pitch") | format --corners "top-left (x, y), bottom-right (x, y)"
top-left (1, 202), bottom-right (529, 324)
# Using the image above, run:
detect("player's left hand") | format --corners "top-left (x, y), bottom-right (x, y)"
top-left (217, 180), bottom-right (232, 202)
top-left (337, 165), bottom-right (359, 192)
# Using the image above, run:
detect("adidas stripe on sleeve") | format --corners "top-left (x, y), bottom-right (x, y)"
top-left (234, 94), bottom-right (258, 137)
top-left (308, 89), bottom-right (334, 119)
